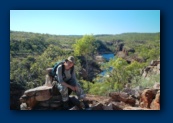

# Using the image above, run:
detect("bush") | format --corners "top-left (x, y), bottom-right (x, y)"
top-left (131, 74), bottom-right (160, 88)
top-left (80, 80), bottom-right (112, 96)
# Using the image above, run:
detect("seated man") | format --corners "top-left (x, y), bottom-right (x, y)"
top-left (53, 56), bottom-right (88, 110)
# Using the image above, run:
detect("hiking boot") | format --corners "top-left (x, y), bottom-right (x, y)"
top-left (83, 101), bottom-right (89, 109)
top-left (63, 101), bottom-right (69, 110)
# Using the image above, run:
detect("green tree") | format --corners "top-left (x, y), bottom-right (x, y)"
top-left (106, 58), bottom-right (129, 92)
top-left (126, 61), bottom-right (146, 86)
top-left (73, 35), bottom-right (96, 91)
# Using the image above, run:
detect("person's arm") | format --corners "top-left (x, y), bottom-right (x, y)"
top-left (71, 67), bottom-right (79, 91)
top-left (72, 67), bottom-right (78, 85)
top-left (55, 65), bottom-right (75, 91)
top-left (61, 82), bottom-right (75, 91)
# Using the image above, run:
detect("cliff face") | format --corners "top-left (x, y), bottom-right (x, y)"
top-left (115, 40), bottom-right (146, 63)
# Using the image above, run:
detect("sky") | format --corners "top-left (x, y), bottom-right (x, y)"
top-left (10, 10), bottom-right (160, 35)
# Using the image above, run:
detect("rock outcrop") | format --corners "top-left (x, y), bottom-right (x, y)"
top-left (18, 75), bottom-right (160, 110)
top-left (150, 90), bottom-right (160, 110)
top-left (139, 89), bottom-right (157, 108)
top-left (20, 85), bottom-right (53, 110)
top-left (109, 92), bottom-right (136, 106)
top-left (141, 60), bottom-right (160, 78)
top-left (19, 88), bottom-right (160, 110)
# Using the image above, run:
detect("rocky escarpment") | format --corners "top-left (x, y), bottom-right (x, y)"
top-left (115, 40), bottom-right (145, 63)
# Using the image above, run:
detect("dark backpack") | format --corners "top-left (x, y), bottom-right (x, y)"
top-left (51, 60), bottom-right (74, 79)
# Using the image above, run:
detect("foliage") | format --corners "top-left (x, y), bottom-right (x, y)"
top-left (131, 74), bottom-right (160, 88)
top-left (101, 58), bottom-right (146, 92)
top-left (73, 35), bottom-right (96, 56)
top-left (73, 35), bottom-right (97, 90)
top-left (80, 80), bottom-right (111, 96)
top-left (10, 31), bottom-right (160, 94)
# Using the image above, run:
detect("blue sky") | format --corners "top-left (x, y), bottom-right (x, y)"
top-left (10, 10), bottom-right (160, 35)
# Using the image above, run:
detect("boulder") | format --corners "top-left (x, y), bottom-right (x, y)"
top-left (157, 64), bottom-right (160, 70)
top-left (139, 89), bottom-right (157, 108)
top-left (19, 85), bottom-right (53, 110)
top-left (34, 96), bottom-right (63, 110)
top-left (91, 103), bottom-right (104, 110)
top-left (153, 83), bottom-right (160, 90)
top-left (103, 103), bottom-right (113, 110)
top-left (122, 86), bottom-right (143, 99)
top-left (20, 103), bottom-right (29, 110)
top-left (150, 90), bottom-right (160, 110)
top-left (109, 92), bottom-right (136, 106)
top-left (111, 102), bottom-right (124, 110)
top-left (150, 60), bottom-right (160, 66)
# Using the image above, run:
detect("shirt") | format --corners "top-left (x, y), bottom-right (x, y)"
top-left (56, 64), bottom-right (77, 85)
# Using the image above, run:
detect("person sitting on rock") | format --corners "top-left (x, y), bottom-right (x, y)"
top-left (51, 56), bottom-right (89, 110)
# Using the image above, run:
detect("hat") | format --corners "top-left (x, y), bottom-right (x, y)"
top-left (67, 56), bottom-right (75, 64)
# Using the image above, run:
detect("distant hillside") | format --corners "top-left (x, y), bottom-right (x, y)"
top-left (10, 31), bottom-right (160, 41)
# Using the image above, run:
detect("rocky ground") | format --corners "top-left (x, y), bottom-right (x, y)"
top-left (19, 82), bottom-right (160, 110)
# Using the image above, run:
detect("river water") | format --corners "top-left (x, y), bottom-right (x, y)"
top-left (101, 53), bottom-right (114, 61)
top-left (100, 53), bottom-right (115, 76)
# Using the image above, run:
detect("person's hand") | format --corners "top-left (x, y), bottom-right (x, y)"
top-left (70, 86), bottom-right (78, 92)
top-left (70, 86), bottom-right (76, 91)
top-left (74, 86), bottom-right (79, 92)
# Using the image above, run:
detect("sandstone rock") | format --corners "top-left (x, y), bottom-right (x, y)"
top-left (20, 85), bottom-right (53, 109)
top-left (111, 102), bottom-right (124, 110)
top-left (157, 70), bottom-right (160, 74)
top-left (20, 103), bottom-right (29, 110)
top-left (44, 71), bottom-right (53, 86)
top-left (142, 61), bottom-right (160, 78)
top-left (144, 66), bottom-right (153, 72)
top-left (153, 83), bottom-right (160, 90)
top-left (150, 60), bottom-right (160, 66)
top-left (103, 103), bottom-right (113, 110)
top-left (36, 96), bottom-right (62, 109)
top-left (150, 90), bottom-right (160, 110)
top-left (109, 92), bottom-right (121, 101)
top-left (139, 89), bottom-right (157, 108)
top-left (91, 103), bottom-right (104, 110)
top-left (122, 87), bottom-right (142, 99)
top-left (142, 71), bottom-right (148, 77)
top-left (109, 92), bottom-right (136, 106)
top-left (85, 94), bottom-right (111, 105)
top-left (157, 64), bottom-right (160, 70)
top-left (24, 86), bottom-right (52, 101)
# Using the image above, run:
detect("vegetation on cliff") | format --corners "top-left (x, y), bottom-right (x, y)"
top-left (10, 31), bottom-right (160, 94)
